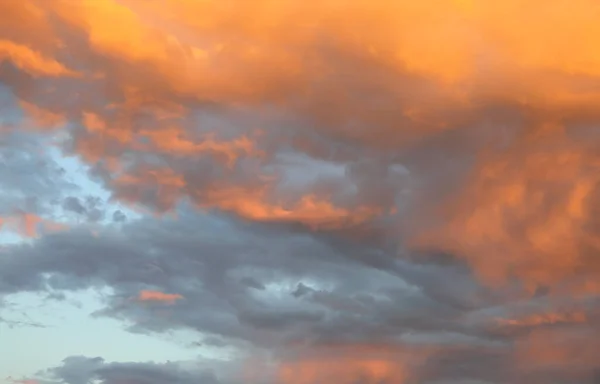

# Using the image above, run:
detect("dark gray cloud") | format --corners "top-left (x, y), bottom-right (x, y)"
top-left (62, 196), bottom-right (105, 222)
top-left (112, 209), bottom-right (127, 223)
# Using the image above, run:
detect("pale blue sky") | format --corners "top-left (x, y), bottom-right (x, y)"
top-left (1, 290), bottom-right (202, 379)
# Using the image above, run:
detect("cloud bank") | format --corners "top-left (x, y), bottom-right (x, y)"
top-left (2, 0), bottom-right (600, 383)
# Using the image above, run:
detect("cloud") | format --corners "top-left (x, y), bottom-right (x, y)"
top-left (6, 379), bottom-right (40, 384)
top-left (0, 118), bottom-right (77, 239)
top-left (137, 290), bottom-right (183, 304)
top-left (1, 0), bottom-right (600, 383)
top-left (271, 342), bottom-right (448, 384)
top-left (4, 204), bottom-right (597, 383)
top-left (0, 212), bottom-right (68, 238)
top-left (0, 40), bottom-right (76, 77)
top-left (40, 356), bottom-right (222, 384)
top-left (496, 310), bottom-right (587, 328)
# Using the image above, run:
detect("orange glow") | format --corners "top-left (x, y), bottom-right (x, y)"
top-left (202, 188), bottom-right (380, 229)
top-left (496, 310), bottom-right (587, 327)
top-left (137, 290), bottom-right (183, 304)
top-left (139, 127), bottom-right (259, 167)
top-left (19, 100), bottom-right (65, 129)
top-left (516, 327), bottom-right (600, 371)
top-left (274, 344), bottom-right (429, 384)
top-left (0, 39), bottom-right (75, 77)
top-left (0, 213), bottom-right (68, 238)
top-left (412, 143), bottom-right (600, 291)
top-left (82, 112), bottom-right (133, 144)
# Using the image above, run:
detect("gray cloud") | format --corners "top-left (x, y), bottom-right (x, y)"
top-left (0, 128), bottom-right (72, 217)
top-left (39, 356), bottom-right (223, 384)
top-left (5, 203), bottom-right (598, 383)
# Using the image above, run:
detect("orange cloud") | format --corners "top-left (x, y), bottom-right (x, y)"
top-left (0, 39), bottom-right (75, 77)
top-left (0, 213), bottom-right (68, 238)
top-left (111, 164), bottom-right (379, 228)
top-left (137, 290), bottom-right (183, 304)
top-left (2, 0), bottom-right (600, 292)
top-left (201, 188), bottom-right (380, 230)
top-left (274, 344), bottom-right (429, 384)
top-left (139, 127), bottom-right (259, 167)
top-left (19, 100), bottom-right (65, 129)
top-left (412, 139), bottom-right (600, 292)
top-left (496, 310), bottom-right (588, 327)
top-left (515, 326), bottom-right (600, 376)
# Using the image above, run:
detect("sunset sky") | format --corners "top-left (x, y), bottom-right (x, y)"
top-left (2, 1), bottom-right (600, 383)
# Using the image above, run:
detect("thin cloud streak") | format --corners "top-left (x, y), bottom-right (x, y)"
top-left (137, 290), bottom-right (183, 305)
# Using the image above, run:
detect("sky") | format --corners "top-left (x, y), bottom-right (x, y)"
top-left (1, 0), bottom-right (600, 383)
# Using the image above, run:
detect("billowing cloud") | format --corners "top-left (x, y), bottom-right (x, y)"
top-left (2, 0), bottom-right (600, 383)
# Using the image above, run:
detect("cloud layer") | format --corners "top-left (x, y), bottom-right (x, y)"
top-left (2, 0), bottom-right (600, 383)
